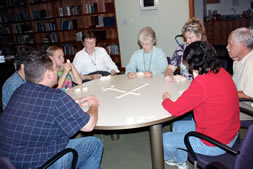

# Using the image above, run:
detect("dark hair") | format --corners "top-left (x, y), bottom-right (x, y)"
top-left (183, 41), bottom-right (220, 75)
top-left (82, 31), bottom-right (96, 42)
top-left (24, 51), bottom-right (54, 83)
top-left (14, 51), bottom-right (29, 71)
top-left (15, 46), bottom-right (35, 70)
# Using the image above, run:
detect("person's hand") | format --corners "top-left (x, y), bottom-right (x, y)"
top-left (63, 63), bottom-right (72, 72)
top-left (162, 92), bottom-right (170, 100)
top-left (127, 72), bottom-right (137, 79)
top-left (90, 74), bottom-right (101, 80)
top-left (75, 97), bottom-right (89, 107)
top-left (87, 95), bottom-right (100, 107)
top-left (164, 75), bottom-right (174, 82)
top-left (111, 69), bottom-right (116, 76)
top-left (75, 95), bottom-right (99, 107)
top-left (144, 72), bottom-right (152, 78)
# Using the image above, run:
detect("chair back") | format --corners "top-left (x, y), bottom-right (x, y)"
top-left (234, 125), bottom-right (253, 169)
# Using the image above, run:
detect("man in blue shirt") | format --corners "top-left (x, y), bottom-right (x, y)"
top-left (0, 51), bottom-right (103, 169)
top-left (1, 53), bottom-right (26, 110)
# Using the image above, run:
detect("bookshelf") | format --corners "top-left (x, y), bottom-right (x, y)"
top-left (0, 0), bottom-right (122, 69)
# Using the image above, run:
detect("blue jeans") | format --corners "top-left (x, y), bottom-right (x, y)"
top-left (49, 136), bottom-right (103, 169)
top-left (163, 120), bottom-right (238, 163)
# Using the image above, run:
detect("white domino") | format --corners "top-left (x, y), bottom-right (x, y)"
top-left (116, 83), bottom-right (149, 99)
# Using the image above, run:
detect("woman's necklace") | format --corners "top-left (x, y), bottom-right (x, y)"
top-left (87, 49), bottom-right (97, 67)
top-left (143, 47), bottom-right (153, 72)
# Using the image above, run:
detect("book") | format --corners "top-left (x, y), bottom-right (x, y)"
top-left (66, 6), bottom-right (71, 16)
top-left (59, 8), bottom-right (63, 16)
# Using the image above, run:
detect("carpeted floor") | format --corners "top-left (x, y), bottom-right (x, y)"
top-left (90, 124), bottom-right (194, 169)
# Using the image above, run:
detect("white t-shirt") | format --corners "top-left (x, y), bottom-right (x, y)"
top-left (73, 47), bottom-right (119, 75)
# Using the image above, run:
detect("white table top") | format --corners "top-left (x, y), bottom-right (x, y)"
top-left (66, 74), bottom-right (191, 130)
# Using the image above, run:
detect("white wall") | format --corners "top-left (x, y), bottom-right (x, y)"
top-left (206, 0), bottom-right (251, 15)
top-left (115, 0), bottom-right (189, 67)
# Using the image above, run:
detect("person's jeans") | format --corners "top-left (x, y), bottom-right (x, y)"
top-left (163, 120), bottom-right (238, 163)
top-left (49, 136), bottom-right (103, 169)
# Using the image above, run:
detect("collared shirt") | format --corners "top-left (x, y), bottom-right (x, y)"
top-left (0, 82), bottom-right (89, 169)
top-left (73, 47), bottom-right (119, 75)
top-left (233, 50), bottom-right (253, 97)
top-left (125, 46), bottom-right (168, 76)
top-left (2, 72), bottom-right (25, 110)
top-left (169, 43), bottom-right (192, 80)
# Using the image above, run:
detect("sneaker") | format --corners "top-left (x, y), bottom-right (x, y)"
top-left (165, 160), bottom-right (188, 169)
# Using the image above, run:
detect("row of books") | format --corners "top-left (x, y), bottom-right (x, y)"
top-left (59, 5), bottom-right (82, 17)
top-left (8, 0), bottom-right (26, 7)
top-left (85, 3), bottom-right (98, 14)
top-left (0, 15), bottom-right (9, 23)
top-left (59, 19), bottom-right (77, 30)
top-left (0, 26), bottom-right (11, 35)
top-left (107, 44), bottom-right (119, 55)
top-left (35, 22), bottom-right (56, 32)
top-left (16, 35), bottom-right (34, 44)
top-left (75, 31), bottom-right (83, 42)
top-left (90, 15), bottom-right (103, 28)
top-left (42, 32), bottom-right (58, 43)
top-left (32, 10), bottom-right (47, 20)
top-left (13, 24), bottom-right (33, 33)
top-left (10, 12), bottom-right (30, 22)
top-left (62, 44), bottom-right (77, 55)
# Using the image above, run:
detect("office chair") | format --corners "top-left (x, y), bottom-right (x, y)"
top-left (175, 34), bottom-right (184, 46)
top-left (239, 98), bottom-right (253, 128)
top-left (184, 124), bottom-right (253, 169)
top-left (0, 148), bottom-right (78, 169)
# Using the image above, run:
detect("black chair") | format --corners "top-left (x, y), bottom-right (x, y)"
top-left (175, 34), bottom-right (184, 46)
top-left (0, 148), bottom-right (78, 169)
top-left (184, 124), bottom-right (253, 169)
top-left (239, 98), bottom-right (253, 128)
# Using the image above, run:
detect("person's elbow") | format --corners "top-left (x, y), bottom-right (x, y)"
top-left (80, 119), bottom-right (97, 132)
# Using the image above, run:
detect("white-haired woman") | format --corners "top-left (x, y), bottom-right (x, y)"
top-left (125, 26), bottom-right (168, 79)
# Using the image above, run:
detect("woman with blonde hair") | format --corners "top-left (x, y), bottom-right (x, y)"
top-left (165, 17), bottom-right (207, 81)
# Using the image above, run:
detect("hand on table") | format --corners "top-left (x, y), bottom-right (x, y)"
top-left (75, 95), bottom-right (99, 107)
top-left (144, 72), bottom-right (152, 78)
top-left (164, 75), bottom-right (174, 82)
top-left (162, 92), bottom-right (170, 100)
top-left (127, 72), bottom-right (137, 79)
top-left (111, 69), bottom-right (117, 76)
top-left (90, 74), bottom-right (101, 80)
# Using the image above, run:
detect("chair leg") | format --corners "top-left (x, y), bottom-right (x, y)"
top-left (111, 131), bottom-right (120, 141)
top-left (194, 161), bottom-right (198, 169)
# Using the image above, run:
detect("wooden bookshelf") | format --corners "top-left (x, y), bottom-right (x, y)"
top-left (0, 0), bottom-right (122, 68)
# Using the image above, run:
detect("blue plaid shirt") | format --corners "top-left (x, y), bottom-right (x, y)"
top-left (0, 82), bottom-right (89, 169)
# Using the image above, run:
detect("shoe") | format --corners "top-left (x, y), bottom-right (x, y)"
top-left (165, 160), bottom-right (188, 169)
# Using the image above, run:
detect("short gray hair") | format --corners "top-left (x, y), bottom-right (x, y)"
top-left (138, 26), bottom-right (157, 45)
top-left (232, 27), bottom-right (253, 49)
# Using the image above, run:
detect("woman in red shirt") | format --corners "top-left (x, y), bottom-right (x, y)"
top-left (162, 41), bottom-right (240, 169)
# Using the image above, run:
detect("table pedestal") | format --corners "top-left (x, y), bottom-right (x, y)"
top-left (150, 124), bottom-right (164, 169)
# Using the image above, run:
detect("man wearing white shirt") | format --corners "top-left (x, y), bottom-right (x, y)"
top-left (227, 27), bottom-right (253, 121)
top-left (73, 31), bottom-right (119, 81)
top-left (227, 27), bottom-right (253, 99)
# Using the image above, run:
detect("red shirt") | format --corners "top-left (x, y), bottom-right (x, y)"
top-left (162, 68), bottom-right (240, 146)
